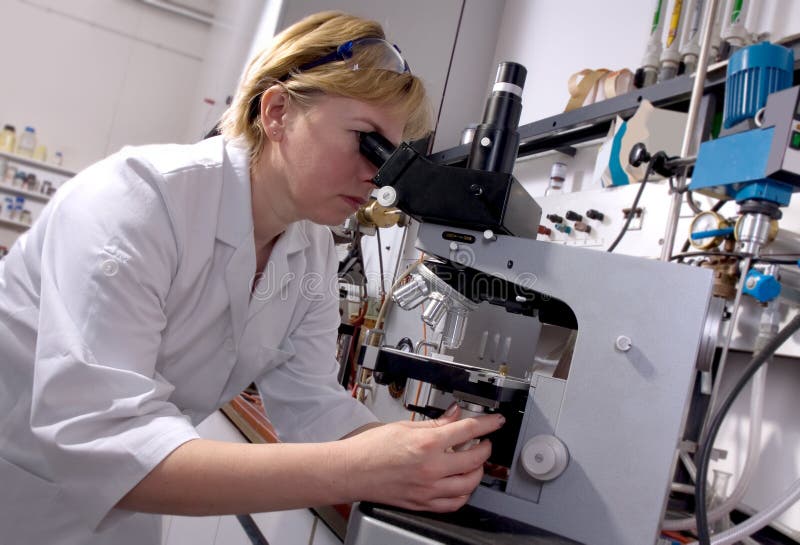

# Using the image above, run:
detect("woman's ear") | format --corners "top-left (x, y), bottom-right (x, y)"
top-left (260, 85), bottom-right (288, 141)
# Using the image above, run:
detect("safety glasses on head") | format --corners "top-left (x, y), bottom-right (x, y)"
top-left (249, 38), bottom-right (411, 124)
top-left (282, 37), bottom-right (411, 81)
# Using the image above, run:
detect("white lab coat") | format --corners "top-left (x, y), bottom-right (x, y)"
top-left (0, 136), bottom-right (377, 544)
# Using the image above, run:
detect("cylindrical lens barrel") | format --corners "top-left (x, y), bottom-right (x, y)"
top-left (466, 61), bottom-right (527, 175)
top-left (360, 131), bottom-right (396, 167)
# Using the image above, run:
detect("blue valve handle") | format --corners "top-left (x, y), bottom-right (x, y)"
top-left (690, 227), bottom-right (735, 240)
top-left (743, 269), bottom-right (782, 303)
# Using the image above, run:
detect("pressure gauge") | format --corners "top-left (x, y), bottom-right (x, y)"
top-left (689, 211), bottom-right (732, 250)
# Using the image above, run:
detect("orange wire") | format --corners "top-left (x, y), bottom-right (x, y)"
top-left (661, 530), bottom-right (693, 544)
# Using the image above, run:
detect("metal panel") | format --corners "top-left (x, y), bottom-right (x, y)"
top-left (416, 223), bottom-right (715, 545)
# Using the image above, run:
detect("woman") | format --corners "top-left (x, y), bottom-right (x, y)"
top-left (0, 10), bottom-right (504, 545)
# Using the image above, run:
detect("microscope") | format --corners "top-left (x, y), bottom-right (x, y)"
top-left (345, 62), bottom-right (720, 545)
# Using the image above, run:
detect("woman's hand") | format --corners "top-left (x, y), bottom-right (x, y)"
top-left (339, 404), bottom-right (505, 512)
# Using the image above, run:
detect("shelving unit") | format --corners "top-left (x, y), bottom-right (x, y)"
top-left (0, 216), bottom-right (31, 231)
top-left (0, 150), bottom-right (75, 178)
top-left (0, 150), bottom-right (74, 242)
top-left (0, 182), bottom-right (50, 203)
top-left (432, 38), bottom-right (800, 167)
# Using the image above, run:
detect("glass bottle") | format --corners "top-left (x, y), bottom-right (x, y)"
top-left (16, 126), bottom-right (37, 158)
top-left (0, 125), bottom-right (16, 153)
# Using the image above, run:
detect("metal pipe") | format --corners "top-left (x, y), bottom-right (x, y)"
top-left (699, 256), bottom-right (751, 442)
top-left (660, 0), bottom-right (723, 261)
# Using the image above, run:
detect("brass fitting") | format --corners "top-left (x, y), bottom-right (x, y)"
top-left (356, 199), bottom-right (407, 228)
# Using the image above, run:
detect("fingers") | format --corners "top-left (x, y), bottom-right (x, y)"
top-left (417, 402), bottom-right (460, 428)
top-left (436, 412), bottom-right (505, 449)
top-left (441, 439), bottom-right (492, 475)
top-left (422, 495), bottom-right (471, 513)
top-left (433, 465), bottom-right (484, 499)
top-left (402, 466), bottom-right (484, 513)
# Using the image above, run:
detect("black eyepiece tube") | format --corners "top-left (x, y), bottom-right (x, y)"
top-left (467, 61), bottom-right (527, 175)
top-left (360, 131), bottom-right (397, 168)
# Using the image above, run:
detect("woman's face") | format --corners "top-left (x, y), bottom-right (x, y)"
top-left (266, 93), bottom-right (407, 226)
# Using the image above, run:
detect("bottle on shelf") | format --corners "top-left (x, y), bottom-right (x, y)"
top-left (53, 151), bottom-right (63, 166)
top-left (3, 164), bottom-right (16, 184)
top-left (13, 196), bottom-right (25, 220)
top-left (33, 145), bottom-right (47, 162)
top-left (4, 197), bottom-right (15, 219)
top-left (12, 171), bottom-right (25, 187)
top-left (16, 127), bottom-right (37, 158)
top-left (0, 125), bottom-right (16, 153)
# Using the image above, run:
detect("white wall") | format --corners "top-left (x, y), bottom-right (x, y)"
top-left (431, 0), bottom-right (507, 152)
top-left (491, 0), bottom-right (653, 124)
top-left (0, 0), bottom-right (214, 172)
top-left (184, 0), bottom-right (268, 141)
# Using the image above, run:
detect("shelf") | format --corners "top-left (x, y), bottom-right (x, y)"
top-left (0, 150), bottom-right (75, 178)
top-left (0, 216), bottom-right (30, 231)
top-left (0, 182), bottom-right (51, 203)
top-left (432, 37), bottom-right (800, 167)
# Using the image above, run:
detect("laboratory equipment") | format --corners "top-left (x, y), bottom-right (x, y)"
top-left (346, 61), bottom-right (720, 545)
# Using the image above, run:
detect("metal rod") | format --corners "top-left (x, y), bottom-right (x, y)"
top-left (660, 0), bottom-right (723, 261)
top-left (699, 256), bottom-right (751, 442)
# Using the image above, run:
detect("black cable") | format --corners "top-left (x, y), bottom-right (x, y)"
top-left (236, 514), bottom-right (270, 545)
top-left (606, 164), bottom-right (654, 253)
top-left (375, 227), bottom-right (386, 298)
top-left (694, 313), bottom-right (800, 544)
top-left (686, 189), bottom-right (703, 214)
top-left (670, 251), bottom-right (742, 262)
top-left (670, 251), bottom-right (800, 265)
top-left (428, 0), bottom-right (465, 154)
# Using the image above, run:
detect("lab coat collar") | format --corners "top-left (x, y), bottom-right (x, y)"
top-left (217, 138), bottom-right (254, 248)
top-left (218, 137), bottom-right (311, 345)
top-left (217, 137), bottom-right (309, 255)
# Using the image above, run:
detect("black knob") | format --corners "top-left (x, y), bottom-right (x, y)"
top-left (586, 209), bottom-right (605, 221)
top-left (565, 210), bottom-right (583, 222)
top-left (546, 213), bottom-right (563, 224)
top-left (629, 142), bottom-right (651, 168)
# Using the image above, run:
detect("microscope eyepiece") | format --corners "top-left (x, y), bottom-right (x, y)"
top-left (493, 62), bottom-right (527, 97)
top-left (359, 131), bottom-right (396, 168)
top-left (467, 61), bottom-right (527, 175)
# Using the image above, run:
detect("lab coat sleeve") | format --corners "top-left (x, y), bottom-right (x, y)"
top-left (30, 153), bottom-right (200, 530)
top-left (257, 231), bottom-right (378, 443)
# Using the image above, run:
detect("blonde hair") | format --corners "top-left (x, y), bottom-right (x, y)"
top-left (220, 11), bottom-right (432, 162)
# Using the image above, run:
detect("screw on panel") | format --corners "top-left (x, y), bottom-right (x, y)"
top-left (615, 335), bottom-right (632, 352)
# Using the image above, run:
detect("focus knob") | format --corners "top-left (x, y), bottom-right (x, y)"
top-left (376, 186), bottom-right (398, 207)
top-left (521, 434), bottom-right (569, 481)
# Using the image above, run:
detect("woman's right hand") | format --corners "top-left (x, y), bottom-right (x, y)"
top-left (338, 404), bottom-right (505, 512)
